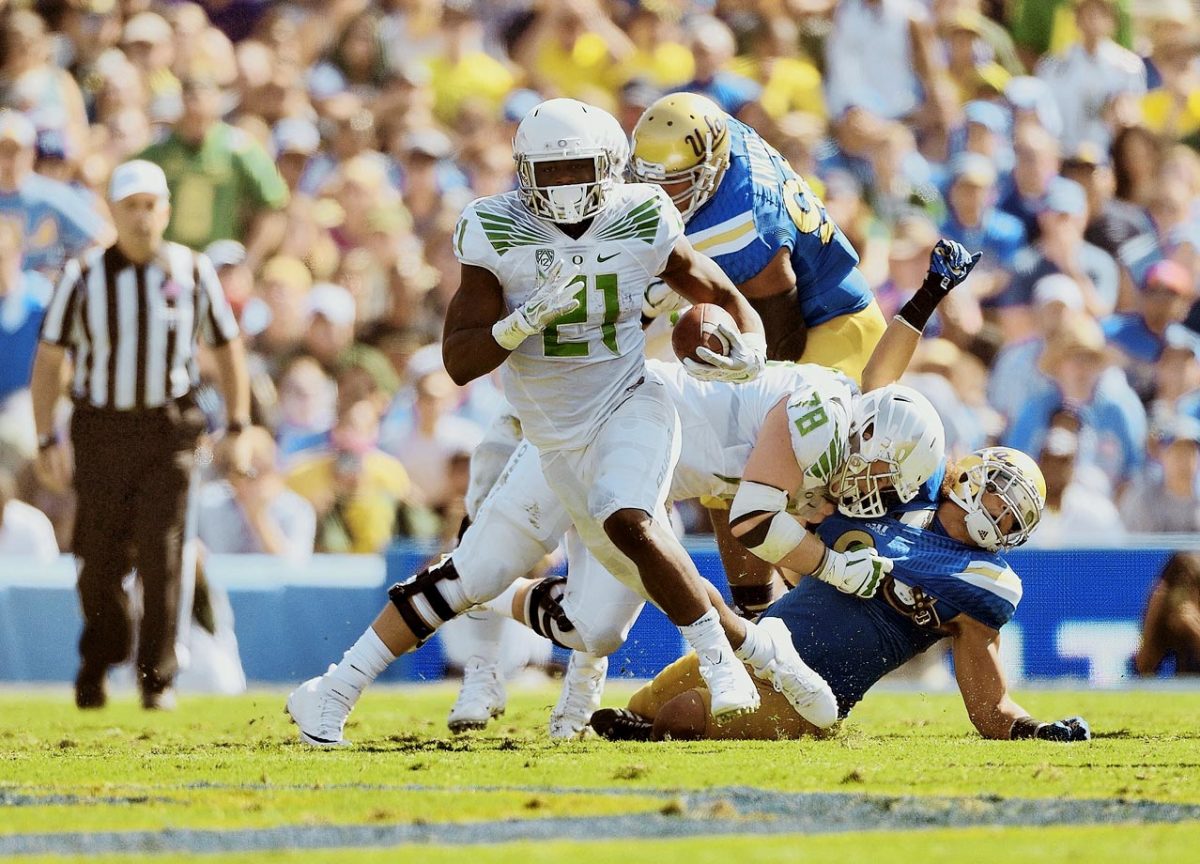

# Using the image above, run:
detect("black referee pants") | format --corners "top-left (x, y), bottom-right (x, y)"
top-left (70, 396), bottom-right (205, 693)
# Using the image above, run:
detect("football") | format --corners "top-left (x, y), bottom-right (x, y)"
top-left (672, 303), bottom-right (737, 365)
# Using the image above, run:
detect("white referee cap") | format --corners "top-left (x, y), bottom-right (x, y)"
top-left (109, 159), bottom-right (170, 202)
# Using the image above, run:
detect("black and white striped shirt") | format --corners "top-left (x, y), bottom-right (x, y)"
top-left (39, 242), bottom-right (240, 411)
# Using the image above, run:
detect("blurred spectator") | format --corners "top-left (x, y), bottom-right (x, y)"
top-left (997, 178), bottom-right (1119, 335)
top-left (309, 11), bottom-right (391, 105)
top-left (197, 426), bottom-right (315, 564)
top-left (1009, 0), bottom-right (1133, 66)
top-left (621, 5), bottom-right (692, 90)
top-left (1061, 142), bottom-right (1153, 259)
top-left (0, 220), bottom-right (52, 458)
top-left (1119, 415), bottom-right (1200, 534)
top-left (1111, 124), bottom-right (1164, 210)
top-left (386, 367), bottom-right (483, 511)
top-left (139, 73), bottom-right (288, 264)
top-left (0, 466), bottom-right (58, 562)
top-left (1103, 261), bottom-right (1195, 401)
top-left (941, 13), bottom-right (1012, 105)
top-left (120, 11), bottom-right (181, 125)
top-left (875, 214), bottom-right (939, 320)
top-left (247, 255), bottom-right (313, 366)
top-left (274, 355), bottom-right (337, 461)
top-left (286, 399), bottom-right (426, 553)
top-left (998, 123), bottom-right (1061, 242)
top-left (903, 339), bottom-right (990, 457)
top-left (1006, 310), bottom-right (1146, 492)
top-left (825, 0), bottom-right (946, 125)
top-left (865, 122), bottom-right (942, 226)
top-left (738, 14), bottom-right (823, 121)
top-left (958, 100), bottom-right (1013, 179)
top-left (1028, 425), bottom-right (1125, 547)
top-left (430, 2), bottom-right (516, 124)
top-left (1135, 551), bottom-right (1200, 675)
top-left (988, 274), bottom-right (1085, 424)
top-left (680, 15), bottom-right (760, 120)
top-left (1140, 13), bottom-right (1200, 141)
top-left (0, 109), bottom-right (111, 277)
top-left (0, 10), bottom-right (89, 150)
top-left (271, 118), bottom-right (321, 195)
top-left (1004, 75), bottom-right (1064, 138)
top-left (303, 282), bottom-right (360, 370)
top-left (941, 153), bottom-right (1026, 279)
top-left (1034, 0), bottom-right (1145, 152)
top-left (206, 239), bottom-right (252, 319)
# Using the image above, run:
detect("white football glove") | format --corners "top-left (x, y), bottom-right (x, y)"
top-left (642, 279), bottom-right (689, 319)
top-left (682, 325), bottom-right (766, 384)
top-left (813, 546), bottom-right (893, 598)
top-left (492, 260), bottom-right (583, 350)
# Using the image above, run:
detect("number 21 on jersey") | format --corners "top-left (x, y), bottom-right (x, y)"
top-left (543, 271), bottom-right (620, 357)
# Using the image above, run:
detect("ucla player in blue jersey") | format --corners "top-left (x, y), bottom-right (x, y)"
top-left (631, 93), bottom-right (884, 381)
top-left (594, 447), bottom-right (1093, 744)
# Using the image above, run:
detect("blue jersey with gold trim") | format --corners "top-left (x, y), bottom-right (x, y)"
top-left (684, 118), bottom-right (869, 327)
top-left (817, 513), bottom-right (1020, 631)
top-left (765, 511), bottom-right (1019, 716)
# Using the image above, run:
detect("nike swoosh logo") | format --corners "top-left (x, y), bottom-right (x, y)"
top-left (597, 252), bottom-right (619, 263)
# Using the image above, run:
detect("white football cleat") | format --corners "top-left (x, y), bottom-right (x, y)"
top-left (286, 665), bottom-right (355, 747)
top-left (696, 645), bottom-right (760, 720)
top-left (447, 657), bottom-right (507, 734)
top-left (549, 652), bottom-right (608, 739)
top-left (753, 617), bottom-right (839, 729)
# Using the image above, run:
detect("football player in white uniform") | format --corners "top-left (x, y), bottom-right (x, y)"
top-left (286, 99), bottom-right (830, 745)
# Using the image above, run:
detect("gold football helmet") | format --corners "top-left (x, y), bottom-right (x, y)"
top-left (630, 92), bottom-right (731, 221)
top-left (948, 447), bottom-right (1047, 551)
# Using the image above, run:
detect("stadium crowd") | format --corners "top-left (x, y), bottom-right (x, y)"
top-left (3, 0), bottom-right (1200, 564)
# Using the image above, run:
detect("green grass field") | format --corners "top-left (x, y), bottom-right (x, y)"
top-left (2, 683), bottom-right (1199, 862)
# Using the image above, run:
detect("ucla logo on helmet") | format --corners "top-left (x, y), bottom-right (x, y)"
top-left (685, 115), bottom-right (726, 158)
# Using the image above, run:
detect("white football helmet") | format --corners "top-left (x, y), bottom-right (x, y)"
top-left (948, 446), bottom-right (1046, 551)
top-left (513, 98), bottom-right (628, 224)
top-left (831, 384), bottom-right (946, 518)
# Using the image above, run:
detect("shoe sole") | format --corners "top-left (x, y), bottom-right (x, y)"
top-left (283, 700), bottom-right (351, 748)
top-left (447, 707), bottom-right (505, 735)
top-left (711, 697), bottom-right (762, 723)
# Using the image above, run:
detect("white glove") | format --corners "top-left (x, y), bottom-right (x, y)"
top-left (492, 260), bottom-right (582, 350)
top-left (642, 279), bottom-right (689, 319)
top-left (682, 325), bottom-right (766, 384)
top-left (813, 546), bottom-right (893, 598)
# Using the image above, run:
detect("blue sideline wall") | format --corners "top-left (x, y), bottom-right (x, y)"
top-left (0, 543), bottom-right (1177, 684)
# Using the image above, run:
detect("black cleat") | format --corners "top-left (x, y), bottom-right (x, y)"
top-left (141, 687), bottom-right (177, 711)
top-left (589, 708), bottom-right (653, 741)
top-left (75, 665), bottom-right (107, 710)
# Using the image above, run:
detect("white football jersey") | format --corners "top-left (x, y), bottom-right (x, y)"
top-left (454, 183), bottom-right (684, 451)
top-left (653, 359), bottom-right (857, 518)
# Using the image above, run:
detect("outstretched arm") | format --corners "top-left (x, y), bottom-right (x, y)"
top-left (951, 615), bottom-right (1090, 741)
top-left (861, 240), bottom-right (981, 391)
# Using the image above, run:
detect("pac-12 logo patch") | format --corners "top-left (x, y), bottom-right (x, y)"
top-left (535, 248), bottom-right (555, 276)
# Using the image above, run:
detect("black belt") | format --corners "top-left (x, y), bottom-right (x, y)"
top-left (73, 391), bottom-right (197, 418)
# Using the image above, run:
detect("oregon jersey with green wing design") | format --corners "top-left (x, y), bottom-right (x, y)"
top-left (653, 359), bottom-right (857, 515)
top-left (454, 183), bottom-right (684, 451)
top-left (784, 369), bottom-right (856, 518)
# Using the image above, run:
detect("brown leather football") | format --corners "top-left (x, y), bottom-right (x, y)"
top-left (671, 303), bottom-right (736, 364)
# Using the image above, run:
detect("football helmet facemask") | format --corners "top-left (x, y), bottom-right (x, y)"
top-left (512, 98), bottom-right (628, 224)
top-left (948, 446), bottom-right (1046, 551)
top-left (831, 384), bottom-right (946, 519)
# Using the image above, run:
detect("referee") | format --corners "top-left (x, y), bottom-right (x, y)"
top-left (30, 160), bottom-right (251, 710)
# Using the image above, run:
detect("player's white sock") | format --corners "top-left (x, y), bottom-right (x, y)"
top-left (732, 619), bottom-right (773, 671)
top-left (679, 607), bottom-right (731, 655)
top-left (328, 627), bottom-right (396, 702)
top-left (482, 582), bottom-right (523, 623)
